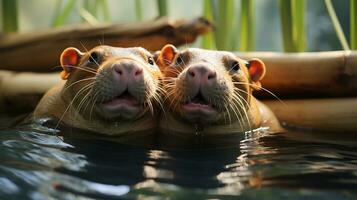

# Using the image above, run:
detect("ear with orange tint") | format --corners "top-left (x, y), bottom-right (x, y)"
top-left (158, 44), bottom-right (178, 68)
top-left (60, 47), bottom-right (83, 80)
top-left (247, 58), bottom-right (266, 90)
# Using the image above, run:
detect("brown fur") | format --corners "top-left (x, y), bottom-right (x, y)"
top-left (157, 45), bottom-right (282, 137)
top-left (34, 45), bottom-right (162, 136)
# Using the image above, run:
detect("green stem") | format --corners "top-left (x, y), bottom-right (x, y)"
top-left (135, 0), bottom-right (143, 21)
top-left (279, 0), bottom-right (296, 52)
top-left (52, 0), bottom-right (63, 26)
top-left (98, 0), bottom-right (111, 22)
top-left (239, 0), bottom-right (255, 51)
top-left (52, 0), bottom-right (76, 27)
top-left (351, 0), bottom-right (357, 50)
top-left (216, 0), bottom-right (235, 50)
top-left (324, 0), bottom-right (350, 50)
top-left (83, 0), bottom-right (97, 17)
top-left (202, 0), bottom-right (216, 49)
top-left (78, 7), bottom-right (99, 25)
top-left (157, 0), bottom-right (168, 17)
top-left (1, 0), bottom-right (18, 33)
top-left (292, 0), bottom-right (305, 52)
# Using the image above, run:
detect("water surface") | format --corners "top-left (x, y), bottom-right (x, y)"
top-left (1, 118), bottom-right (357, 199)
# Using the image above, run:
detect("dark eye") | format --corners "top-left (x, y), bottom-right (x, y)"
top-left (230, 61), bottom-right (240, 72)
top-left (88, 52), bottom-right (99, 63)
top-left (175, 56), bottom-right (183, 65)
top-left (148, 57), bottom-right (155, 65)
top-left (245, 61), bottom-right (250, 68)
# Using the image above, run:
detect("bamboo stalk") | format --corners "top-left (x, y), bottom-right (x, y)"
top-left (83, 0), bottom-right (97, 17)
top-left (263, 98), bottom-right (357, 132)
top-left (83, 0), bottom-right (91, 13)
top-left (83, 0), bottom-right (110, 22)
top-left (279, 0), bottom-right (306, 52)
top-left (135, 0), bottom-right (143, 21)
top-left (324, 0), bottom-right (350, 50)
top-left (216, 0), bottom-right (235, 50)
top-left (210, 0), bottom-right (218, 24)
top-left (78, 7), bottom-right (99, 25)
top-left (0, 18), bottom-right (213, 71)
top-left (100, 0), bottom-right (111, 22)
top-left (52, 0), bottom-right (63, 26)
top-left (0, 71), bottom-right (60, 96)
top-left (239, 0), bottom-right (254, 51)
top-left (202, 0), bottom-right (216, 49)
top-left (279, 0), bottom-right (295, 52)
top-left (157, 0), bottom-right (168, 17)
top-left (351, 0), bottom-right (357, 50)
top-left (292, 0), bottom-right (305, 52)
top-left (52, 0), bottom-right (76, 27)
top-left (0, 70), bottom-right (60, 112)
top-left (1, 0), bottom-right (18, 33)
top-left (236, 51), bottom-right (357, 98)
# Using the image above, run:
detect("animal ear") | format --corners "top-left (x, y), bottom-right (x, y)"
top-left (60, 47), bottom-right (83, 80)
top-left (158, 44), bottom-right (178, 67)
top-left (247, 58), bottom-right (266, 90)
top-left (153, 50), bottom-right (161, 64)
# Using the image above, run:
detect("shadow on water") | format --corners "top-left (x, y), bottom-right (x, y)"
top-left (1, 118), bottom-right (357, 199)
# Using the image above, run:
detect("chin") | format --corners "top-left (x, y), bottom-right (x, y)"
top-left (181, 109), bottom-right (219, 124)
top-left (184, 115), bottom-right (218, 124)
top-left (96, 104), bottom-right (142, 121)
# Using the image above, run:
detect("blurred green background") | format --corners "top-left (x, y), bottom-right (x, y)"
top-left (0, 0), bottom-right (354, 52)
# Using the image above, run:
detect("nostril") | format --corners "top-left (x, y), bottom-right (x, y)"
top-left (114, 66), bottom-right (123, 75)
top-left (208, 71), bottom-right (216, 79)
top-left (188, 70), bottom-right (195, 78)
top-left (134, 68), bottom-right (143, 76)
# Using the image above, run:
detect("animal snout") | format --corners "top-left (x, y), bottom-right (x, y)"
top-left (187, 65), bottom-right (216, 84)
top-left (113, 61), bottom-right (143, 82)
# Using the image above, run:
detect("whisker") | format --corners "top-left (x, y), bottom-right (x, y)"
top-left (63, 65), bottom-right (98, 75)
top-left (80, 42), bottom-right (101, 69)
top-left (151, 90), bottom-right (166, 117)
top-left (231, 95), bottom-right (252, 132)
top-left (55, 83), bottom-right (94, 129)
top-left (225, 96), bottom-right (244, 129)
top-left (76, 87), bottom-right (93, 117)
top-left (89, 90), bottom-right (101, 121)
top-left (62, 77), bottom-right (96, 93)
top-left (233, 82), bottom-right (286, 107)
top-left (233, 89), bottom-right (253, 111)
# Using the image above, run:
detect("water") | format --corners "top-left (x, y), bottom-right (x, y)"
top-left (1, 117), bottom-right (357, 199)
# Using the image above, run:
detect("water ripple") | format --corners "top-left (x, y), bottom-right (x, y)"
top-left (0, 124), bottom-right (357, 199)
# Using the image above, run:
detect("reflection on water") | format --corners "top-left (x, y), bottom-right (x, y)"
top-left (1, 121), bottom-right (357, 199)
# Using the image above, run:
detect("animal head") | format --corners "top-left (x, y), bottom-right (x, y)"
top-left (59, 45), bottom-right (162, 121)
top-left (156, 44), bottom-right (265, 125)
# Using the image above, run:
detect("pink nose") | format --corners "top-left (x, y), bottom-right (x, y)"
top-left (113, 61), bottom-right (143, 82)
top-left (187, 65), bottom-right (216, 84)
